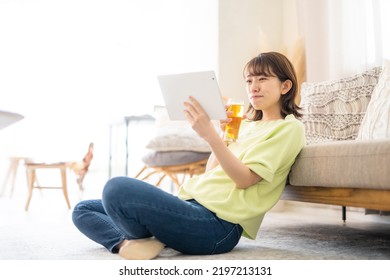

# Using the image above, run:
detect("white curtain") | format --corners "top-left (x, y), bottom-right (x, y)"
top-left (297, 0), bottom-right (390, 82)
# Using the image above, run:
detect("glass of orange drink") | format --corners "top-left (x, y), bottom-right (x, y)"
top-left (223, 98), bottom-right (244, 142)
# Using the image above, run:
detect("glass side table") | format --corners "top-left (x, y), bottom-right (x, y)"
top-left (108, 114), bottom-right (155, 178)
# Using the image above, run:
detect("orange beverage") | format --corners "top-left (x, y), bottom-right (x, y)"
top-left (224, 100), bottom-right (244, 142)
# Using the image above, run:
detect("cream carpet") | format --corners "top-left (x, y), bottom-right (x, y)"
top-left (1, 171), bottom-right (390, 260)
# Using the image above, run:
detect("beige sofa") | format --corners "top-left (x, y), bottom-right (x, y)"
top-left (282, 139), bottom-right (390, 212)
top-left (281, 63), bottom-right (390, 214)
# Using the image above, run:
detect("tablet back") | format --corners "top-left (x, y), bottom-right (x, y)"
top-left (157, 71), bottom-right (226, 120)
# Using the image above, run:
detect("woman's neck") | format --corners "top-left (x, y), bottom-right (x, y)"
top-left (261, 112), bottom-right (283, 121)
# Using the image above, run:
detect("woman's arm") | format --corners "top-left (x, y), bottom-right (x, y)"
top-left (184, 96), bottom-right (262, 189)
top-left (205, 151), bottom-right (219, 171)
top-left (204, 130), bottom-right (262, 189)
top-left (205, 130), bottom-right (224, 171)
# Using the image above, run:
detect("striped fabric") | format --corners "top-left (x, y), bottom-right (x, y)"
top-left (300, 67), bottom-right (382, 145)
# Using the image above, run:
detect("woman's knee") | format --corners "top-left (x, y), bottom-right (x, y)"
top-left (102, 177), bottom-right (159, 216)
top-left (103, 176), bottom-right (152, 202)
top-left (72, 200), bottom-right (90, 227)
top-left (72, 199), bottom-right (104, 227)
top-left (73, 200), bottom-right (90, 212)
top-left (103, 176), bottom-right (131, 203)
top-left (102, 176), bottom-right (141, 212)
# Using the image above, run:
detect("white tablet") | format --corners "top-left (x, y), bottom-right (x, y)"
top-left (157, 71), bottom-right (227, 120)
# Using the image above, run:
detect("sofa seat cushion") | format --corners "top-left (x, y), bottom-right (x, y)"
top-left (289, 139), bottom-right (390, 190)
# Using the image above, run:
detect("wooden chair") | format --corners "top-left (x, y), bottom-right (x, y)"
top-left (24, 162), bottom-right (69, 211)
top-left (135, 158), bottom-right (208, 189)
top-left (24, 143), bottom-right (94, 210)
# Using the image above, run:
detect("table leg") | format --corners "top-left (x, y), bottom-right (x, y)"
top-left (25, 168), bottom-right (35, 211)
top-left (1, 158), bottom-right (19, 197)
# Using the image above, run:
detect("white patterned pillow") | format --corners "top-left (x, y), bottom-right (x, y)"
top-left (300, 67), bottom-right (382, 145)
top-left (146, 107), bottom-right (215, 152)
top-left (357, 60), bottom-right (390, 139)
top-left (146, 121), bottom-right (212, 152)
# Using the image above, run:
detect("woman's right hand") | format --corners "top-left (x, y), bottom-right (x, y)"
top-left (220, 105), bottom-right (246, 132)
top-left (220, 105), bottom-right (233, 132)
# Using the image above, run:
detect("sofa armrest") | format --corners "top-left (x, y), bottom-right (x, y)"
top-left (289, 139), bottom-right (390, 190)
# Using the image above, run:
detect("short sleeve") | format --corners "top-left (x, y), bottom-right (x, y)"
top-left (242, 119), bottom-right (305, 183)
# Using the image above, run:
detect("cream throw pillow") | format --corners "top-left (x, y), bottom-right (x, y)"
top-left (146, 121), bottom-right (212, 152)
top-left (357, 60), bottom-right (390, 139)
top-left (146, 107), bottom-right (215, 152)
top-left (300, 67), bottom-right (382, 145)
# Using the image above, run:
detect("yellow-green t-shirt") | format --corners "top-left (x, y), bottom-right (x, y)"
top-left (177, 114), bottom-right (305, 239)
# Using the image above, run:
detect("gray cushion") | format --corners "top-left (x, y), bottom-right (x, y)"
top-left (142, 151), bottom-right (210, 167)
top-left (289, 139), bottom-right (390, 190)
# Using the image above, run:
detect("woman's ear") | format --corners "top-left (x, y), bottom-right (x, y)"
top-left (281, 80), bottom-right (292, 95)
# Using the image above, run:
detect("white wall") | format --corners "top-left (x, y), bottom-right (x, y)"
top-left (217, 0), bottom-right (291, 105)
top-left (0, 0), bottom-right (218, 173)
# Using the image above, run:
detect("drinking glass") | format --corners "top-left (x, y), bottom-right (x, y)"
top-left (223, 98), bottom-right (244, 142)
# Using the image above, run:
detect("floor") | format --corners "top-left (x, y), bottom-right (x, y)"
top-left (1, 168), bottom-right (390, 261)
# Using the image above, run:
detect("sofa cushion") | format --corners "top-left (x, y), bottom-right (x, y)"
top-left (146, 107), bottom-right (215, 152)
top-left (289, 139), bottom-right (390, 190)
top-left (357, 59), bottom-right (390, 139)
top-left (300, 67), bottom-right (382, 145)
top-left (146, 122), bottom-right (211, 152)
top-left (142, 151), bottom-right (210, 167)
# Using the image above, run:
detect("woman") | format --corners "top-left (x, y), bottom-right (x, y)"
top-left (72, 52), bottom-right (305, 260)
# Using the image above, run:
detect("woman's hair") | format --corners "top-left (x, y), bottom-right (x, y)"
top-left (243, 52), bottom-right (302, 120)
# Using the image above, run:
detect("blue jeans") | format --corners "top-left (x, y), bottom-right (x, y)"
top-left (72, 176), bottom-right (243, 255)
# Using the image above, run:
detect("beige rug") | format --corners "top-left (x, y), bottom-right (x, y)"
top-left (1, 184), bottom-right (390, 260)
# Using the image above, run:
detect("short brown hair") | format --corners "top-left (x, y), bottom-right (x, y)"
top-left (244, 52), bottom-right (302, 120)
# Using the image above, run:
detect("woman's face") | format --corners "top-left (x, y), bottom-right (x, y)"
top-left (245, 73), bottom-right (286, 113)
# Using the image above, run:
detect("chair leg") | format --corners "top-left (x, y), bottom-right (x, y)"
top-left (76, 174), bottom-right (85, 191)
top-left (166, 172), bottom-right (181, 189)
top-left (134, 166), bottom-right (148, 178)
top-left (155, 174), bottom-right (167, 186)
top-left (60, 167), bottom-right (71, 209)
top-left (138, 170), bottom-right (160, 182)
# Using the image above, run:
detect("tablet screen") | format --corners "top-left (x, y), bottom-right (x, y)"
top-left (157, 71), bottom-right (227, 120)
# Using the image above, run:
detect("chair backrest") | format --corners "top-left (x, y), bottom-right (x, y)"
top-left (67, 143), bottom-right (94, 172)
top-left (69, 143), bottom-right (94, 191)
top-left (81, 142), bottom-right (94, 172)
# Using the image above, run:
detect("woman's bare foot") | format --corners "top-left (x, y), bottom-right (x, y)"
top-left (119, 238), bottom-right (165, 260)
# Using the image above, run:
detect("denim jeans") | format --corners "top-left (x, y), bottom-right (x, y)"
top-left (72, 176), bottom-right (243, 255)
